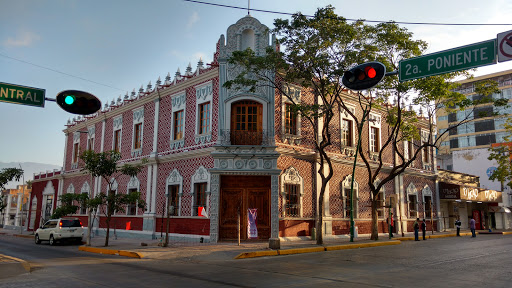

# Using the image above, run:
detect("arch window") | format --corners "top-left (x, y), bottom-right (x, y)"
top-left (342, 176), bottom-right (359, 219)
top-left (280, 167), bottom-right (304, 217)
top-left (166, 169), bottom-right (183, 216)
top-left (407, 183), bottom-right (418, 218)
top-left (230, 100), bottom-right (263, 145)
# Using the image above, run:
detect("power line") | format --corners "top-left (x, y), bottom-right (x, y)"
top-left (0, 52), bottom-right (127, 93)
top-left (184, 0), bottom-right (512, 26)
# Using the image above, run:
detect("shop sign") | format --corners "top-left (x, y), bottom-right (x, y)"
top-left (439, 183), bottom-right (460, 199)
top-left (478, 189), bottom-right (502, 202)
top-left (462, 187), bottom-right (479, 201)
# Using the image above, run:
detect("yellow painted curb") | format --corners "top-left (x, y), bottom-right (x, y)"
top-left (503, 231), bottom-right (512, 235)
top-left (277, 247), bottom-right (325, 255)
top-left (428, 234), bottom-right (456, 239)
top-left (235, 250), bottom-right (279, 259)
top-left (79, 246), bottom-right (143, 259)
top-left (326, 240), bottom-right (401, 251)
top-left (1, 254), bottom-right (31, 272)
top-left (396, 237), bottom-right (415, 241)
top-left (13, 234), bottom-right (35, 239)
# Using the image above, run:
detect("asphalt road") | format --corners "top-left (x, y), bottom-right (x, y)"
top-left (1, 233), bottom-right (511, 287)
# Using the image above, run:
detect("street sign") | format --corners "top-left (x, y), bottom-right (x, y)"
top-left (0, 82), bottom-right (45, 108)
top-left (497, 30), bottom-right (512, 62)
top-left (399, 39), bottom-right (497, 82)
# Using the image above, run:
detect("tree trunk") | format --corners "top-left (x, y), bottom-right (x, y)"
top-left (316, 178), bottom-right (328, 245)
top-left (105, 215), bottom-right (110, 247)
top-left (86, 208), bottom-right (92, 246)
top-left (370, 197), bottom-right (379, 240)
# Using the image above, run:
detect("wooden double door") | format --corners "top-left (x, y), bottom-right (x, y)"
top-left (219, 175), bottom-right (270, 240)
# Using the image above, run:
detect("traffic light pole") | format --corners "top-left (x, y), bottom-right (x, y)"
top-left (349, 107), bottom-right (368, 242)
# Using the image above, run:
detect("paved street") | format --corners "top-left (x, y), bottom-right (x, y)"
top-left (1, 232), bottom-right (511, 287)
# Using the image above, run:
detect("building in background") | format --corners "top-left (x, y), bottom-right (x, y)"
top-left (1, 184), bottom-right (31, 229)
top-left (436, 69), bottom-right (512, 229)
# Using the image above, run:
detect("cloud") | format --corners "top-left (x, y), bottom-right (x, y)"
top-left (3, 30), bottom-right (41, 47)
top-left (187, 11), bottom-right (199, 30)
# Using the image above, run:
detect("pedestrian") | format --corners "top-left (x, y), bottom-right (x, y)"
top-left (421, 219), bottom-right (427, 240)
top-left (413, 218), bottom-right (420, 241)
top-left (455, 217), bottom-right (461, 236)
top-left (469, 216), bottom-right (476, 237)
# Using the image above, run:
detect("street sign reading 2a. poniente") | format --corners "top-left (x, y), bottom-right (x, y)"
top-left (399, 39), bottom-right (497, 82)
top-left (0, 82), bottom-right (45, 108)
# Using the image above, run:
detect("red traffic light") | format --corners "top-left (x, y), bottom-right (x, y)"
top-left (56, 90), bottom-right (101, 115)
top-left (342, 62), bottom-right (386, 91)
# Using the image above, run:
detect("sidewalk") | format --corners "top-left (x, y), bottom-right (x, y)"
top-left (2, 228), bottom-right (511, 265)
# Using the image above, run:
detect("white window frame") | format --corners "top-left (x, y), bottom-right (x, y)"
top-left (342, 175), bottom-right (359, 219)
top-left (80, 182), bottom-right (90, 215)
top-left (375, 179), bottom-right (386, 219)
top-left (407, 183), bottom-right (418, 219)
top-left (340, 105), bottom-right (356, 148)
top-left (71, 132), bottom-right (81, 169)
top-left (166, 169), bottom-right (183, 216)
top-left (86, 126), bottom-right (95, 151)
top-left (280, 166), bottom-right (304, 217)
top-left (170, 91), bottom-right (186, 149)
top-left (126, 176), bottom-right (140, 216)
top-left (281, 83), bottom-right (302, 144)
top-left (368, 113), bottom-right (381, 154)
top-left (112, 115), bottom-right (123, 153)
top-left (421, 130), bottom-right (431, 170)
top-left (131, 107), bottom-right (144, 157)
top-left (190, 166), bottom-right (210, 216)
top-left (194, 82), bottom-right (213, 144)
top-left (422, 185), bottom-right (433, 219)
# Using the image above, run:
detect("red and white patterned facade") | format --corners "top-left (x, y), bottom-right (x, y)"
top-left (29, 15), bottom-right (439, 242)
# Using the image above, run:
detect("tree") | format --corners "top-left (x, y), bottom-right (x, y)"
top-left (488, 115), bottom-right (512, 190)
top-left (79, 150), bottom-right (146, 246)
top-left (225, 6), bottom-right (505, 242)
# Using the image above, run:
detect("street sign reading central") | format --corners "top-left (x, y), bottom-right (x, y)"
top-left (399, 39), bottom-right (497, 82)
top-left (0, 82), bottom-right (45, 108)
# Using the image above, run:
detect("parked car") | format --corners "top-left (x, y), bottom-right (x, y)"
top-left (35, 218), bottom-right (84, 245)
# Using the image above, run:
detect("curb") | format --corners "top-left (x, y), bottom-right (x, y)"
top-left (78, 246), bottom-right (143, 258)
top-left (0, 254), bottom-right (31, 273)
top-left (235, 240), bottom-right (401, 259)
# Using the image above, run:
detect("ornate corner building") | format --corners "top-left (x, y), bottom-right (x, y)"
top-left (29, 15), bottom-right (440, 243)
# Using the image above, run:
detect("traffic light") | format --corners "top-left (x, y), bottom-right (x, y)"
top-left (56, 90), bottom-right (101, 115)
top-left (342, 62), bottom-right (386, 91)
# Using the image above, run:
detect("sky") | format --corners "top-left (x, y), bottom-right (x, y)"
top-left (1, 0), bottom-right (512, 167)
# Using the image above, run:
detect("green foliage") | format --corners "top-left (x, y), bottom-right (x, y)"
top-left (0, 167), bottom-right (24, 190)
top-left (51, 193), bottom-right (79, 219)
top-left (488, 144), bottom-right (512, 189)
top-left (78, 150), bottom-right (146, 246)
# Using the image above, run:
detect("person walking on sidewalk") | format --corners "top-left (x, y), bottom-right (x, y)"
top-left (421, 219), bottom-right (427, 240)
top-left (469, 216), bottom-right (476, 237)
top-left (455, 217), bottom-right (461, 236)
top-left (414, 218), bottom-right (420, 241)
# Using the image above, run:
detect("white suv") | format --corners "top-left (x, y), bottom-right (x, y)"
top-left (35, 218), bottom-right (84, 245)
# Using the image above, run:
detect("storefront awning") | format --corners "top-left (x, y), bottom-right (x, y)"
top-left (439, 182), bottom-right (502, 203)
top-left (488, 206), bottom-right (511, 213)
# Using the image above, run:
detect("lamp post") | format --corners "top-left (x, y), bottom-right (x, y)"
top-left (349, 107), bottom-right (369, 242)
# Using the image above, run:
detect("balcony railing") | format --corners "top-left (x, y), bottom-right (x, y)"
top-left (219, 129), bottom-right (272, 146)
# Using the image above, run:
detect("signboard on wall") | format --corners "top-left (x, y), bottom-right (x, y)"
top-left (439, 182), bottom-right (461, 199)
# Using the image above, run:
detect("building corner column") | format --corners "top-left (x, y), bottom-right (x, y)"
top-left (269, 174), bottom-right (280, 249)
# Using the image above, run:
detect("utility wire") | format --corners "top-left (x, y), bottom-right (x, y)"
top-left (184, 0), bottom-right (512, 26)
top-left (0, 52), bottom-right (127, 93)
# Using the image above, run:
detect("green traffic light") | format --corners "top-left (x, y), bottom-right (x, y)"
top-left (64, 95), bottom-right (75, 105)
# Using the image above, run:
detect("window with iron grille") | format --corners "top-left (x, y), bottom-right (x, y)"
top-left (193, 183), bottom-right (207, 216)
top-left (198, 102), bottom-right (210, 135)
top-left (376, 191), bottom-right (385, 218)
top-left (343, 187), bottom-right (358, 219)
top-left (127, 188), bottom-right (138, 215)
top-left (408, 195), bottom-right (417, 218)
top-left (424, 196), bottom-right (432, 218)
top-left (167, 185), bottom-right (179, 216)
top-left (284, 184), bottom-right (300, 217)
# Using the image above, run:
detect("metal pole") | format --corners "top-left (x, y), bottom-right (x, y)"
top-left (237, 208), bottom-right (240, 246)
top-left (350, 108), bottom-right (368, 242)
top-left (389, 206), bottom-right (392, 239)
top-left (19, 164), bottom-right (24, 235)
top-left (430, 198), bottom-right (434, 235)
